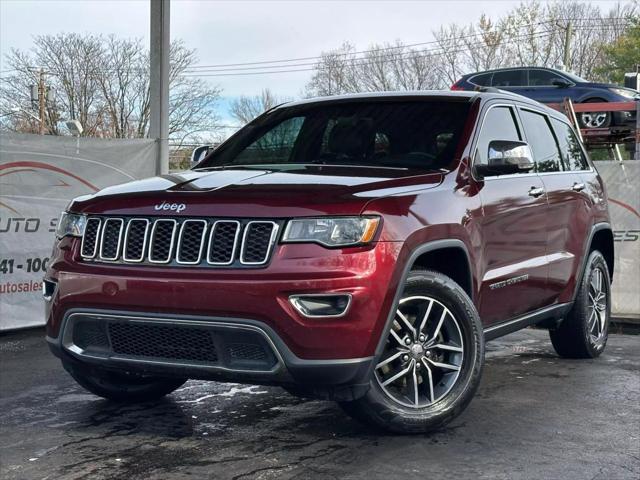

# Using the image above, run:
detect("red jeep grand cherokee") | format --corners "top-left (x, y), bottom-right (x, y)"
top-left (45, 91), bottom-right (613, 433)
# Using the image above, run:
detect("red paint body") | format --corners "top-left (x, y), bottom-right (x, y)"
top-left (45, 92), bottom-right (611, 363)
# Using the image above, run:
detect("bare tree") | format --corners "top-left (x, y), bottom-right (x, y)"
top-left (305, 1), bottom-right (638, 97)
top-left (0, 33), bottom-right (222, 143)
top-left (305, 41), bottom-right (445, 97)
top-left (229, 88), bottom-right (290, 125)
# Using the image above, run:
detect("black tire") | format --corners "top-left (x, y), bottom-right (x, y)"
top-left (549, 250), bottom-right (611, 359)
top-left (64, 361), bottom-right (186, 402)
top-left (340, 269), bottom-right (484, 434)
top-left (578, 99), bottom-right (612, 128)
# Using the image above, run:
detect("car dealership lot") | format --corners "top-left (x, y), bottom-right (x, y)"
top-left (1, 328), bottom-right (638, 480)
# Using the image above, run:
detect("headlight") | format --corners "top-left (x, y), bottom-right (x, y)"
top-left (56, 212), bottom-right (87, 238)
top-left (609, 87), bottom-right (639, 99)
top-left (282, 216), bottom-right (380, 247)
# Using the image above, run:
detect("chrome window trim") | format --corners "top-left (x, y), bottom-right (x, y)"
top-left (148, 219), bottom-right (178, 264)
top-left (470, 103), bottom-right (526, 182)
top-left (122, 218), bottom-right (150, 263)
top-left (518, 106), bottom-right (595, 173)
top-left (176, 219), bottom-right (208, 265)
top-left (240, 221), bottom-right (279, 266)
top-left (99, 218), bottom-right (124, 261)
top-left (471, 102), bottom-right (594, 183)
top-left (80, 218), bottom-right (101, 259)
top-left (207, 220), bottom-right (241, 265)
top-left (289, 293), bottom-right (353, 318)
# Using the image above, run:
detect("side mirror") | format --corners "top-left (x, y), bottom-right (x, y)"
top-left (474, 140), bottom-right (535, 178)
top-left (551, 78), bottom-right (572, 88)
top-left (190, 145), bottom-right (212, 168)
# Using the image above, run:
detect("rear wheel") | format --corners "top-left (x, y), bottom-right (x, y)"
top-left (340, 270), bottom-right (484, 433)
top-left (64, 362), bottom-right (186, 402)
top-left (549, 250), bottom-right (611, 358)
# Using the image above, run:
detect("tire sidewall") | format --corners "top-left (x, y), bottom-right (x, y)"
top-left (364, 271), bottom-right (484, 430)
top-left (576, 251), bottom-right (611, 356)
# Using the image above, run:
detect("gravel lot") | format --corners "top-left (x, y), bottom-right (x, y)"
top-left (1, 328), bottom-right (638, 480)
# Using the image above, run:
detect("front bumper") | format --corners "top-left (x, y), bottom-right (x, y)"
top-left (46, 238), bottom-right (402, 359)
top-left (45, 237), bottom-right (404, 399)
top-left (47, 309), bottom-right (374, 400)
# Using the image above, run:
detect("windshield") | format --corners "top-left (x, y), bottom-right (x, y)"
top-left (198, 100), bottom-right (471, 171)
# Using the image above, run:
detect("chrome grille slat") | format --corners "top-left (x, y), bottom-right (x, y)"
top-left (149, 219), bottom-right (178, 263)
top-left (80, 218), bottom-right (101, 258)
top-left (176, 220), bottom-right (207, 265)
top-left (240, 221), bottom-right (279, 265)
top-left (207, 220), bottom-right (240, 265)
top-left (122, 219), bottom-right (150, 263)
top-left (99, 218), bottom-right (124, 260)
top-left (81, 216), bottom-right (278, 267)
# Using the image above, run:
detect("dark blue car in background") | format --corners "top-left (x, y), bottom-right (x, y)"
top-left (451, 66), bottom-right (638, 128)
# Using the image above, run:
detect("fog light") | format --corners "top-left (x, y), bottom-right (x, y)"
top-left (43, 278), bottom-right (57, 302)
top-left (289, 294), bottom-right (352, 318)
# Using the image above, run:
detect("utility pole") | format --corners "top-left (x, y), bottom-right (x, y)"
top-left (38, 69), bottom-right (46, 135)
top-left (562, 21), bottom-right (572, 71)
top-left (149, 0), bottom-right (170, 175)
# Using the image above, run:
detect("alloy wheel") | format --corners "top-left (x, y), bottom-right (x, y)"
top-left (374, 295), bottom-right (464, 408)
top-left (587, 266), bottom-right (608, 343)
top-left (580, 112), bottom-right (609, 128)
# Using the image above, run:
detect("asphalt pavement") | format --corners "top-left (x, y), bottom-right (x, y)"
top-left (1, 327), bottom-right (638, 480)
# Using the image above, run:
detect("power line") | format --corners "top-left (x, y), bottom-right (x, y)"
top-left (181, 17), bottom-right (632, 71)
top-left (181, 24), bottom-right (625, 78)
top-left (0, 19), bottom-right (631, 79)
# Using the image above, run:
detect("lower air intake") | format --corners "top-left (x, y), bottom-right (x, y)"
top-left (108, 322), bottom-right (219, 363)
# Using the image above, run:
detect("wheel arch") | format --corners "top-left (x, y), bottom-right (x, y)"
top-left (589, 226), bottom-right (614, 280)
top-left (374, 239), bottom-right (475, 358)
top-left (411, 243), bottom-right (474, 300)
top-left (573, 223), bottom-right (614, 303)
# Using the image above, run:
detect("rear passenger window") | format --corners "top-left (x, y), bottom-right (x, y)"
top-left (519, 110), bottom-right (564, 172)
top-left (528, 69), bottom-right (568, 86)
top-left (551, 118), bottom-right (589, 171)
top-left (475, 106), bottom-right (521, 166)
top-left (492, 70), bottom-right (525, 87)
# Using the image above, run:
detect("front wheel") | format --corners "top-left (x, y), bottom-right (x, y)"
top-left (340, 270), bottom-right (484, 433)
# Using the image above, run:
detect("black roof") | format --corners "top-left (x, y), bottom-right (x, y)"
top-left (275, 90), bottom-right (565, 121)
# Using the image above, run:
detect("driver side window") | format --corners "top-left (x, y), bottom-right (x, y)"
top-left (475, 106), bottom-right (522, 167)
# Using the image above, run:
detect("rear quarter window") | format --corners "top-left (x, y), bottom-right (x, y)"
top-left (470, 72), bottom-right (492, 86)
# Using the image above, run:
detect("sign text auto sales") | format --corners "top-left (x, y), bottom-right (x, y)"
top-left (0, 217), bottom-right (59, 234)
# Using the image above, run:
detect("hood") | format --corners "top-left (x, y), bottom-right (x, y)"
top-left (579, 82), bottom-right (639, 94)
top-left (69, 165), bottom-right (443, 217)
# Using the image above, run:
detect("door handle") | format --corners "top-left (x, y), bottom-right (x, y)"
top-left (528, 186), bottom-right (545, 198)
top-left (571, 182), bottom-right (586, 192)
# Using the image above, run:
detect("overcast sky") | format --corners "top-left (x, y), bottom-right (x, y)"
top-left (0, 0), bottom-right (622, 123)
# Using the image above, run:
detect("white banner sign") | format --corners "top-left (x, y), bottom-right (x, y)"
top-left (596, 161), bottom-right (640, 318)
top-left (0, 133), bottom-right (156, 330)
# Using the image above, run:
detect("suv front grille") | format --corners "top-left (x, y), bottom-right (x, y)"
top-left (80, 216), bottom-right (279, 268)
